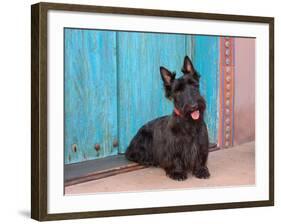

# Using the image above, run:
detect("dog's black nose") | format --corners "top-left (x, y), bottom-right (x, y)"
top-left (183, 103), bottom-right (198, 113)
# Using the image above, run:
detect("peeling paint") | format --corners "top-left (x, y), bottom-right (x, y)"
top-left (64, 29), bottom-right (219, 164)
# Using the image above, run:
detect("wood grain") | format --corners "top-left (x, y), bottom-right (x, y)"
top-left (193, 35), bottom-right (219, 143)
top-left (64, 29), bottom-right (119, 163)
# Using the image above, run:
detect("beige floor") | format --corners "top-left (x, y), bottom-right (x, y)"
top-left (65, 141), bottom-right (255, 195)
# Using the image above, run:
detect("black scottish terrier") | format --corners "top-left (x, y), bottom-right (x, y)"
top-left (125, 56), bottom-right (210, 181)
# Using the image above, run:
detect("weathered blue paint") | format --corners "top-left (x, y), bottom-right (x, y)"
top-left (64, 29), bottom-right (118, 164)
top-left (117, 32), bottom-right (192, 153)
top-left (192, 35), bottom-right (219, 143)
top-left (64, 29), bottom-right (220, 164)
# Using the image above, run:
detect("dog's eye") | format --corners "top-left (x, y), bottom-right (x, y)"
top-left (193, 83), bottom-right (199, 88)
top-left (188, 79), bottom-right (199, 88)
top-left (174, 83), bottom-right (184, 92)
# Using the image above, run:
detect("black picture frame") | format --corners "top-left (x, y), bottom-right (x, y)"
top-left (31, 2), bottom-right (274, 221)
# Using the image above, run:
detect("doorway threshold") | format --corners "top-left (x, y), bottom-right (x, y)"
top-left (64, 143), bottom-right (219, 187)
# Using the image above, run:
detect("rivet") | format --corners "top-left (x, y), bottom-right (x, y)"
top-left (225, 133), bottom-right (230, 140)
top-left (225, 40), bottom-right (230, 47)
top-left (113, 139), bottom-right (118, 148)
top-left (226, 84), bottom-right (231, 90)
top-left (225, 118), bottom-right (230, 125)
top-left (225, 126), bottom-right (230, 132)
top-left (226, 75), bottom-right (231, 82)
top-left (225, 108), bottom-right (230, 115)
top-left (225, 49), bottom-right (230, 56)
top-left (225, 57), bottom-right (230, 65)
top-left (226, 66), bottom-right (231, 73)
top-left (225, 100), bottom-right (230, 106)
top-left (94, 144), bottom-right (100, 151)
top-left (226, 92), bottom-right (231, 99)
top-left (72, 144), bottom-right (77, 153)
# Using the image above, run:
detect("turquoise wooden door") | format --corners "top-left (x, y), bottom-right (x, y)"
top-left (64, 29), bottom-right (219, 164)
top-left (64, 29), bottom-right (119, 164)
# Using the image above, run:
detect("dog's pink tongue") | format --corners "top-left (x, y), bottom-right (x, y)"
top-left (191, 110), bottom-right (200, 120)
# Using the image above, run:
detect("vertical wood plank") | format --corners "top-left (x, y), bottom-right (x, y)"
top-left (193, 35), bottom-right (219, 143)
top-left (64, 29), bottom-right (118, 164)
top-left (117, 32), bottom-right (192, 153)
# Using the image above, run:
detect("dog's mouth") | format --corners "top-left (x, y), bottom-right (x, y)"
top-left (190, 110), bottom-right (200, 120)
top-left (176, 103), bottom-right (205, 120)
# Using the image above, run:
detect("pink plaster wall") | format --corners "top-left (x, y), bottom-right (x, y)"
top-left (233, 38), bottom-right (255, 145)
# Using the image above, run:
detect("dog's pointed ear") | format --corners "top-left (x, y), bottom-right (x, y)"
top-left (182, 56), bottom-right (195, 75)
top-left (160, 66), bottom-right (175, 98)
top-left (160, 67), bottom-right (174, 86)
top-left (182, 56), bottom-right (200, 81)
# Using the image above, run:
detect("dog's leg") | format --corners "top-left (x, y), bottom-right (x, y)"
top-left (193, 146), bottom-right (210, 179)
top-left (193, 123), bottom-right (210, 179)
top-left (165, 157), bottom-right (188, 181)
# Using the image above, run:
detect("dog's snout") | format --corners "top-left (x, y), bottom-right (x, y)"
top-left (190, 104), bottom-right (198, 111)
top-left (183, 103), bottom-right (198, 112)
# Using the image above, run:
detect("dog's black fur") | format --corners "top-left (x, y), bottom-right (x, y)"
top-left (125, 56), bottom-right (210, 181)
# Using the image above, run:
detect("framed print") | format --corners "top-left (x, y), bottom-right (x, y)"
top-left (31, 2), bottom-right (274, 221)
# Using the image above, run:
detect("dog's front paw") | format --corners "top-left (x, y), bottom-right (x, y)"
top-left (194, 166), bottom-right (210, 179)
top-left (167, 171), bottom-right (187, 181)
